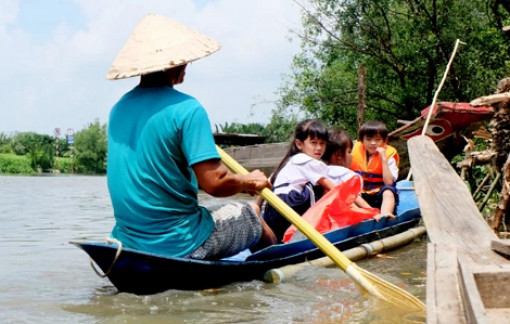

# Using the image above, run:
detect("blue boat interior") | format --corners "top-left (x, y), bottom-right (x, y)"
top-left (223, 180), bottom-right (420, 262)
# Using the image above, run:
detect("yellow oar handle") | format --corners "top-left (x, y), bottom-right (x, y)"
top-left (216, 145), bottom-right (353, 270)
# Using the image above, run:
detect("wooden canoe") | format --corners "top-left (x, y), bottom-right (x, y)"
top-left (71, 181), bottom-right (421, 295)
top-left (408, 136), bottom-right (510, 323)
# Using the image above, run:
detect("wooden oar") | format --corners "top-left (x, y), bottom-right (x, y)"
top-left (216, 145), bottom-right (425, 311)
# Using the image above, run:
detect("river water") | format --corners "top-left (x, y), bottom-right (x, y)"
top-left (0, 175), bottom-right (427, 323)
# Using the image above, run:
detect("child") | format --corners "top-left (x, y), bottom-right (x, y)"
top-left (283, 128), bottom-right (380, 242)
top-left (322, 128), bottom-right (358, 185)
top-left (262, 119), bottom-right (336, 242)
top-left (322, 128), bottom-right (375, 212)
top-left (349, 120), bottom-right (399, 218)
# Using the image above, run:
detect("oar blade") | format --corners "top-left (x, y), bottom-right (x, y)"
top-left (354, 264), bottom-right (426, 312)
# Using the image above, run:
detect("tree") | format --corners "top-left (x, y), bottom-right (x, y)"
top-left (10, 132), bottom-right (54, 155)
top-left (279, 0), bottom-right (510, 134)
top-left (262, 107), bottom-right (302, 143)
top-left (27, 142), bottom-right (54, 171)
top-left (7, 132), bottom-right (55, 170)
top-left (215, 122), bottom-right (266, 135)
top-left (215, 120), bottom-right (301, 143)
top-left (0, 132), bottom-right (12, 154)
top-left (74, 119), bottom-right (107, 173)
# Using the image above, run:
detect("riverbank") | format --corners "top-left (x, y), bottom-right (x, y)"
top-left (0, 154), bottom-right (77, 175)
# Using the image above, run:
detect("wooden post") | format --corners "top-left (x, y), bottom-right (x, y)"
top-left (357, 63), bottom-right (366, 129)
top-left (54, 128), bottom-right (60, 171)
top-left (491, 155), bottom-right (510, 231)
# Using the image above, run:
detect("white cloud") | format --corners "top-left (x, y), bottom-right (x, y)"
top-left (0, 0), bottom-right (302, 135)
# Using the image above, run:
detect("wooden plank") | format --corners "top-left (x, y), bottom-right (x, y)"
top-left (238, 158), bottom-right (281, 170)
top-left (486, 309), bottom-right (510, 324)
top-left (474, 269), bottom-right (510, 308)
top-left (491, 239), bottom-right (510, 258)
top-left (408, 136), bottom-right (510, 323)
top-left (224, 142), bottom-right (288, 160)
top-left (457, 256), bottom-right (488, 324)
top-left (407, 136), bottom-right (498, 248)
top-left (459, 261), bottom-right (510, 323)
top-left (426, 243), bottom-right (466, 324)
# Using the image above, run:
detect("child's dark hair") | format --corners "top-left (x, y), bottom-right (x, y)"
top-left (322, 128), bottom-right (353, 164)
top-left (358, 120), bottom-right (389, 140)
top-left (270, 119), bottom-right (329, 185)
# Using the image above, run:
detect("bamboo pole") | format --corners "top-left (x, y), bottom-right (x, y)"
top-left (264, 226), bottom-right (426, 284)
top-left (407, 39), bottom-right (464, 181)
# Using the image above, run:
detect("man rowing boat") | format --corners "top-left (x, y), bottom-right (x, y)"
top-left (106, 14), bottom-right (276, 260)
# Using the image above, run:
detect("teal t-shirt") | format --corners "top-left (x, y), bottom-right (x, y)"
top-left (107, 85), bottom-right (218, 257)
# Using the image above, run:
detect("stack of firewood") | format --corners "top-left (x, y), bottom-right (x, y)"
top-left (469, 78), bottom-right (510, 233)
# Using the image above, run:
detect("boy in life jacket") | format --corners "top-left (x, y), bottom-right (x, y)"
top-left (350, 121), bottom-right (399, 219)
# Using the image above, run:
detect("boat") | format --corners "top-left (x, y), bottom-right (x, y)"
top-left (408, 135), bottom-right (510, 323)
top-left (388, 101), bottom-right (494, 176)
top-left (71, 180), bottom-right (421, 295)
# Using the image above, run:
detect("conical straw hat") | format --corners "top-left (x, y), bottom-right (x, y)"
top-left (106, 14), bottom-right (221, 80)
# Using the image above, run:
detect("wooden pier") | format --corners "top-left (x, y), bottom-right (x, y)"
top-left (223, 142), bottom-right (288, 176)
top-left (213, 133), bottom-right (266, 146)
top-left (408, 135), bottom-right (510, 323)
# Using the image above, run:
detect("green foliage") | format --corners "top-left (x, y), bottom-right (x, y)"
top-left (27, 142), bottom-right (55, 171)
top-left (215, 120), bottom-right (301, 143)
top-left (73, 119), bottom-right (107, 174)
top-left (57, 138), bottom-right (70, 157)
top-left (262, 108), bottom-right (302, 143)
top-left (451, 137), bottom-right (501, 218)
top-left (0, 144), bottom-right (12, 154)
top-left (0, 132), bottom-right (9, 146)
top-left (10, 132), bottom-right (54, 156)
top-left (215, 122), bottom-right (266, 135)
top-left (0, 131), bottom-right (77, 173)
top-left (56, 157), bottom-right (74, 173)
top-left (6, 132), bottom-right (56, 170)
top-left (0, 122), bottom-right (104, 174)
top-left (0, 154), bottom-right (35, 174)
top-left (280, 0), bottom-right (510, 134)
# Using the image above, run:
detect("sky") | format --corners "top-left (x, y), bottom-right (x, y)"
top-left (0, 0), bottom-right (303, 136)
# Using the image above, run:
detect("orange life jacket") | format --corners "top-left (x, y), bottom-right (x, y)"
top-left (350, 141), bottom-right (399, 194)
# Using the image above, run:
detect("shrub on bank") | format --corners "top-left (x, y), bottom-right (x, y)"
top-left (56, 157), bottom-right (74, 173)
top-left (0, 154), bottom-right (35, 174)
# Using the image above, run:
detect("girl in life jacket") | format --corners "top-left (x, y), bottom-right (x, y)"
top-left (261, 119), bottom-right (336, 243)
top-left (350, 120), bottom-right (399, 219)
top-left (322, 128), bottom-right (384, 218)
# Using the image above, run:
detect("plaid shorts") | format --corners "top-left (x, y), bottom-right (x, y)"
top-left (188, 202), bottom-right (262, 260)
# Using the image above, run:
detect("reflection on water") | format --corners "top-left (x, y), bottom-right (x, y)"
top-left (0, 175), bottom-right (426, 323)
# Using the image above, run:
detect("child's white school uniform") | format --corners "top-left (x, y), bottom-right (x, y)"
top-left (327, 165), bottom-right (361, 185)
top-left (264, 153), bottom-right (329, 241)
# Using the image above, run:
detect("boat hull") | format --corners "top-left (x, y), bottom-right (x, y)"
top-left (72, 181), bottom-right (421, 295)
